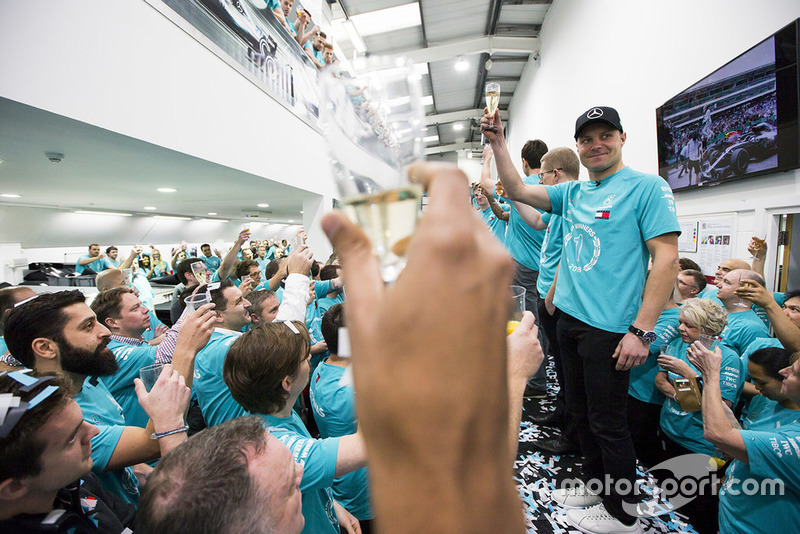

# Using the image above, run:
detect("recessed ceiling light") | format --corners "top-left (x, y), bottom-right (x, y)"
top-left (455, 57), bottom-right (469, 71)
top-left (0, 159), bottom-right (5, 164)
top-left (208, 212), bottom-right (217, 216)
top-left (74, 210), bottom-right (132, 217)
top-left (299, 210), bottom-right (304, 214)
top-left (288, 220), bottom-right (295, 223)
top-left (157, 187), bottom-right (177, 193)
top-left (453, 123), bottom-right (464, 131)
top-left (0, 193), bottom-right (21, 198)
top-left (201, 218), bottom-right (229, 223)
top-left (143, 206), bottom-right (157, 210)
top-left (257, 203), bottom-right (270, 208)
top-left (153, 215), bottom-right (191, 220)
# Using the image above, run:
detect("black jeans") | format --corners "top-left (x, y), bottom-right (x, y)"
top-left (556, 313), bottom-right (638, 524)
top-left (537, 301), bottom-right (580, 442)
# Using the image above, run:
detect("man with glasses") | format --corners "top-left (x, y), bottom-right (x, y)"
top-left (675, 269), bottom-right (707, 303)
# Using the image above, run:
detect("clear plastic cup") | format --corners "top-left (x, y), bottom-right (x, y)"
top-left (185, 293), bottom-right (210, 313)
top-left (139, 363), bottom-right (164, 392)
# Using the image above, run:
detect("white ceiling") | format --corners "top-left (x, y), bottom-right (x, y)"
top-left (0, 97), bottom-right (311, 224)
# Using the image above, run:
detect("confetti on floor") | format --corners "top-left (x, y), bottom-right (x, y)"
top-left (514, 360), bottom-right (698, 533)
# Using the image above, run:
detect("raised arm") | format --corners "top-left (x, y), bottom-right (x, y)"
top-left (687, 343), bottom-right (748, 462)
top-left (480, 109), bottom-right (551, 211)
top-left (736, 283), bottom-right (800, 353)
top-left (217, 230), bottom-right (250, 281)
top-left (106, 364), bottom-right (191, 469)
top-left (119, 246), bottom-right (143, 270)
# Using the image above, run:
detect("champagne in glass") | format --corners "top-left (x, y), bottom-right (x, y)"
top-left (508, 285), bottom-right (526, 334)
top-left (750, 235), bottom-right (766, 260)
top-left (734, 271), bottom-right (756, 308)
top-left (485, 82), bottom-right (500, 130)
top-left (320, 56), bottom-right (425, 282)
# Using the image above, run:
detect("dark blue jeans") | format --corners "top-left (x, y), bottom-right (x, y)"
top-left (514, 261), bottom-right (548, 391)
top-left (556, 312), bottom-right (638, 524)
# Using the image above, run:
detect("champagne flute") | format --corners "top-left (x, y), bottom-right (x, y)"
top-left (484, 82), bottom-right (500, 131)
top-left (320, 55), bottom-right (425, 283)
top-left (508, 285), bottom-right (526, 334)
top-left (750, 235), bottom-right (766, 260)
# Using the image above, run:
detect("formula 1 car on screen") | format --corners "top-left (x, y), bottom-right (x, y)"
top-left (197, 0), bottom-right (276, 64)
top-left (700, 122), bottom-right (777, 181)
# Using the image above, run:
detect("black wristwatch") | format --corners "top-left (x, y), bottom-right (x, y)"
top-left (628, 325), bottom-right (657, 344)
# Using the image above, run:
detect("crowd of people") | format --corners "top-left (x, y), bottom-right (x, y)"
top-left (0, 105), bottom-right (797, 534)
top-left (266, 0), bottom-right (335, 69)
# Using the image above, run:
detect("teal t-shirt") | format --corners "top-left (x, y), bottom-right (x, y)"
top-left (142, 310), bottom-right (164, 342)
top-left (75, 255), bottom-right (109, 274)
top-left (658, 338), bottom-right (743, 455)
top-left (741, 394), bottom-right (800, 432)
top-left (699, 286), bottom-right (723, 307)
top-left (193, 329), bottom-right (248, 428)
top-left (201, 255), bottom-right (221, 271)
top-left (479, 203), bottom-right (509, 244)
top-left (546, 167), bottom-right (680, 333)
top-left (504, 174), bottom-right (546, 270)
top-left (101, 339), bottom-right (157, 428)
top-left (73, 377), bottom-right (141, 504)
top-left (720, 309), bottom-right (771, 356)
top-left (318, 294), bottom-right (344, 320)
top-left (262, 412), bottom-right (340, 534)
top-left (536, 211), bottom-right (563, 299)
top-left (719, 420), bottom-right (800, 533)
top-left (629, 306), bottom-right (681, 404)
top-left (310, 362), bottom-right (373, 521)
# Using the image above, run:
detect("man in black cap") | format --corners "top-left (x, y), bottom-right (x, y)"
top-left (482, 106), bottom-right (680, 534)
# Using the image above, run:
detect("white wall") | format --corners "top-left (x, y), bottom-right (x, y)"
top-left (506, 0), bottom-right (800, 285)
top-left (0, 0), bottom-right (334, 197)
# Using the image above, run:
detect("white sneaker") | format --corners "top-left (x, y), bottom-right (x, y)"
top-left (566, 504), bottom-right (642, 534)
top-left (551, 484), bottom-right (602, 508)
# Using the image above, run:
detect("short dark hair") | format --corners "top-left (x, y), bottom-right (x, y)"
top-left (224, 322), bottom-right (310, 414)
top-left (196, 280), bottom-right (235, 313)
top-left (137, 417), bottom-right (273, 534)
top-left (680, 269), bottom-right (707, 292)
top-left (679, 257), bottom-right (702, 272)
top-left (176, 257), bottom-right (204, 285)
top-left (235, 259), bottom-right (259, 280)
top-left (264, 258), bottom-right (284, 280)
top-left (201, 243), bottom-right (211, 249)
top-left (247, 289), bottom-right (277, 317)
top-left (783, 290), bottom-right (800, 302)
top-left (91, 287), bottom-right (134, 327)
top-left (0, 373), bottom-right (70, 481)
top-left (749, 347), bottom-right (793, 380)
top-left (321, 304), bottom-right (344, 355)
top-left (310, 261), bottom-right (321, 279)
top-left (4, 291), bottom-right (86, 368)
top-left (521, 139), bottom-right (548, 169)
top-left (0, 287), bottom-right (35, 335)
top-left (319, 265), bottom-right (340, 281)
top-left (318, 31), bottom-right (327, 39)
top-left (88, 243), bottom-right (99, 250)
top-left (105, 246), bottom-right (118, 255)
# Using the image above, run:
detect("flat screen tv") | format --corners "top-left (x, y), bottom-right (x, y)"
top-left (656, 19), bottom-right (799, 192)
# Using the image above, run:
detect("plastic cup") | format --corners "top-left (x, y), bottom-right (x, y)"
top-left (139, 363), bottom-right (164, 392)
top-left (185, 293), bottom-right (210, 313)
top-left (699, 334), bottom-right (718, 350)
top-left (508, 285), bottom-right (526, 334)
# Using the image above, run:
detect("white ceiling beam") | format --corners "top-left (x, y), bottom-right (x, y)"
top-left (425, 142), bottom-right (475, 155)
top-left (425, 108), bottom-right (509, 125)
top-left (401, 36), bottom-right (539, 65)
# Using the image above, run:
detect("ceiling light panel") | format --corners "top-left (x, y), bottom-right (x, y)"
top-left (350, 2), bottom-right (421, 37)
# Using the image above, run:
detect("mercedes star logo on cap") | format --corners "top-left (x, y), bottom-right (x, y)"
top-left (587, 108), bottom-right (604, 119)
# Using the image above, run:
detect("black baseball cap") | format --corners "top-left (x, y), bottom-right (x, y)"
top-left (574, 106), bottom-right (623, 139)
